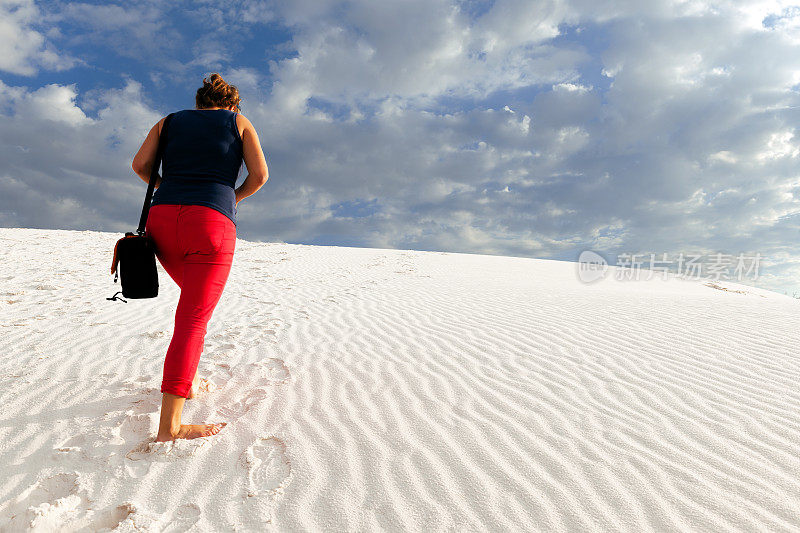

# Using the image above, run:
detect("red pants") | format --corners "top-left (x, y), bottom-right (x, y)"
top-left (144, 204), bottom-right (236, 398)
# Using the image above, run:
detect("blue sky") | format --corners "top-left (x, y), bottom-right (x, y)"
top-left (2, 0), bottom-right (800, 295)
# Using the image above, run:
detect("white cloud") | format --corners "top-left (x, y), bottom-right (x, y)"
top-left (262, 0), bottom-right (589, 112)
top-left (708, 150), bottom-right (738, 164)
top-left (0, 0), bottom-right (77, 75)
top-left (757, 130), bottom-right (800, 160)
top-left (553, 82), bottom-right (593, 93)
top-left (26, 84), bottom-right (93, 125)
top-left (0, 79), bottom-right (164, 230)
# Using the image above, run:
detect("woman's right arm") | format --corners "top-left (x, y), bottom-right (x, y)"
top-left (235, 114), bottom-right (269, 206)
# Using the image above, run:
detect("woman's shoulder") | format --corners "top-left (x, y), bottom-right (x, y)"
top-left (155, 115), bottom-right (166, 136)
top-left (155, 111), bottom-right (179, 136)
top-left (234, 112), bottom-right (253, 126)
top-left (234, 112), bottom-right (253, 140)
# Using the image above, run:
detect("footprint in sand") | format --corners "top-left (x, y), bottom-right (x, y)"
top-left (160, 503), bottom-right (202, 533)
top-left (215, 359), bottom-right (289, 391)
top-left (216, 388), bottom-right (270, 419)
top-left (241, 437), bottom-right (292, 499)
top-left (204, 342), bottom-right (237, 361)
top-left (246, 359), bottom-right (290, 385)
top-left (0, 472), bottom-right (133, 532)
top-left (116, 412), bottom-right (157, 444)
top-left (0, 472), bottom-right (85, 531)
top-left (101, 503), bottom-right (159, 531)
top-left (56, 425), bottom-right (118, 462)
top-left (55, 387), bottom-right (163, 475)
top-left (249, 318), bottom-right (284, 338)
top-left (208, 362), bottom-right (234, 383)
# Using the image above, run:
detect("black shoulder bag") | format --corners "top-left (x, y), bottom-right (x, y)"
top-left (107, 113), bottom-right (175, 303)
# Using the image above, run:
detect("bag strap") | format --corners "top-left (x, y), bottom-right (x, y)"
top-left (137, 112), bottom-right (175, 236)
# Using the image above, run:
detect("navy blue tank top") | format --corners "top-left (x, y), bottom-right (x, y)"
top-left (151, 109), bottom-right (244, 226)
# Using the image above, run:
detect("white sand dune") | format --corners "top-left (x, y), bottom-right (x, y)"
top-left (1, 226), bottom-right (800, 532)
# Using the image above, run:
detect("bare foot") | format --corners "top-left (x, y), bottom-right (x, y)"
top-left (155, 422), bottom-right (227, 442)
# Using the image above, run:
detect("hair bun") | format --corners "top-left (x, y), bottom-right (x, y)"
top-left (196, 72), bottom-right (241, 110)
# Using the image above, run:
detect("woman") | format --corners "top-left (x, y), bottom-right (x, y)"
top-left (131, 73), bottom-right (269, 442)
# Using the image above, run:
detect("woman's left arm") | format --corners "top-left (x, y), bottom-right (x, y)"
top-left (132, 117), bottom-right (166, 188)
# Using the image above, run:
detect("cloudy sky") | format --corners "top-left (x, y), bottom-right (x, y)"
top-left (2, 0), bottom-right (800, 294)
